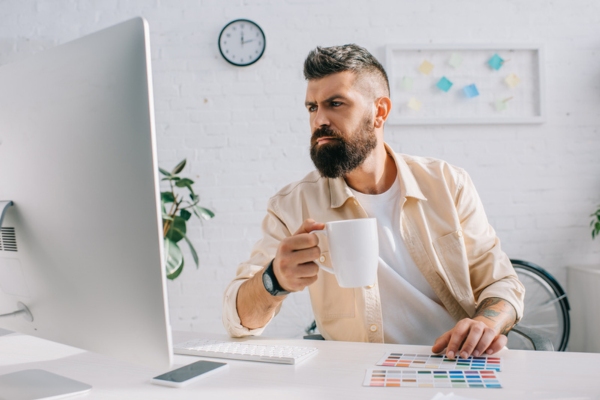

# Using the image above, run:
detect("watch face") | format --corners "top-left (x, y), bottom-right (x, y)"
top-left (262, 272), bottom-right (275, 292)
top-left (218, 19), bottom-right (266, 67)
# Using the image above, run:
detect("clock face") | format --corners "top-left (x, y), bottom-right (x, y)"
top-left (218, 19), bottom-right (266, 67)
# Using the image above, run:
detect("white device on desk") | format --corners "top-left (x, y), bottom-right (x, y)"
top-left (0, 17), bottom-right (172, 398)
top-left (174, 338), bottom-right (319, 365)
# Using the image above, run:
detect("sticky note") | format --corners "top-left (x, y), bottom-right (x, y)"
top-left (407, 97), bottom-right (422, 111)
top-left (436, 77), bottom-right (453, 92)
top-left (495, 99), bottom-right (508, 111)
top-left (463, 84), bottom-right (479, 98)
top-left (505, 73), bottom-right (521, 88)
top-left (448, 53), bottom-right (463, 68)
top-left (495, 97), bottom-right (513, 111)
top-left (488, 54), bottom-right (504, 70)
top-left (418, 60), bottom-right (434, 75)
top-left (401, 76), bottom-right (414, 90)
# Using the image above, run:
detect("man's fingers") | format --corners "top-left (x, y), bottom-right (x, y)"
top-left (471, 327), bottom-right (497, 357)
top-left (431, 331), bottom-right (451, 354)
top-left (458, 324), bottom-right (489, 359)
top-left (280, 233), bottom-right (320, 253)
top-left (485, 334), bottom-right (507, 355)
top-left (445, 320), bottom-right (471, 359)
top-left (294, 218), bottom-right (325, 235)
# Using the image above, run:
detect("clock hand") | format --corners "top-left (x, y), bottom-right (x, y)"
top-left (242, 39), bottom-right (254, 44)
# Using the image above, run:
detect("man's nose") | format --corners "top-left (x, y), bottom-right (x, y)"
top-left (312, 108), bottom-right (330, 130)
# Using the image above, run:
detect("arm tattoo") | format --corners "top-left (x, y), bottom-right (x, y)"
top-left (473, 297), bottom-right (517, 335)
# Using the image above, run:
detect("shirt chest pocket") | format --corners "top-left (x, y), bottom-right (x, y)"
top-left (432, 230), bottom-right (474, 302)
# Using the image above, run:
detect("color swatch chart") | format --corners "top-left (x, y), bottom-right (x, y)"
top-left (376, 352), bottom-right (502, 371)
top-left (364, 369), bottom-right (502, 388)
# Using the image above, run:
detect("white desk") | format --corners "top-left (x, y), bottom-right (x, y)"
top-left (1, 330), bottom-right (600, 399)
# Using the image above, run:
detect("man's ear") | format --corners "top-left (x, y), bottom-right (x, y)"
top-left (374, 96), bottom-right (392, 128)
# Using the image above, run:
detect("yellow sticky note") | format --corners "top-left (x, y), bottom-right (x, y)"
top-left (418, 60), bottom-right (434, 75)
top-left (505, 73), bottom-right (521, 88)
top-left (407, 97), bottom-right (422, 111)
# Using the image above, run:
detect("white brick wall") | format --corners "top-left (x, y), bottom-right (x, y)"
top-left (1, 0), bottom-right (599, 338)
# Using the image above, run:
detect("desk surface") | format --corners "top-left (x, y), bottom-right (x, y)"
top-left (1, 331), bottom-right (600, 400)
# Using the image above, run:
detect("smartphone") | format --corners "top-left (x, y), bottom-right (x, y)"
top-left (151, 360), bottom-right (228, 388)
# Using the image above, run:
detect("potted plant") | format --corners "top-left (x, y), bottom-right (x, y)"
top-left (591, 206), bottom-right (600, 239)
top-left (160, 159), bottom-right (214, 279)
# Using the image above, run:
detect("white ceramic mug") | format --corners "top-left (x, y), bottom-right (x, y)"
top-left (311, 218), bottom-right (379, 288)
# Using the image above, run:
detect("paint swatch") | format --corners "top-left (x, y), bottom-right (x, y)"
top-left (376, 352), bottom-right (502, 371)
top-left (364, 369), bottom-right (502, 388)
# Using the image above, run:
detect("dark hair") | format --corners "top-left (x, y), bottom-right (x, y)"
top-left (303, 44), bottom-right (390, 96)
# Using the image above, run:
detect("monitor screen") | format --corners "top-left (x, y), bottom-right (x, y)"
top-left (0, 17), bottom-right (172, 369)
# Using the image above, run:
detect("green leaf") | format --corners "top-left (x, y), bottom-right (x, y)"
top-left (180, 209), bottom-right (192, 221)
top-left (172, 159), bottom-right (187, 175)
top-left (161, 191), bottom-right (175, 203)
top-left (165, 216), bottom-right (187, 243)
top-left (164, 238), bottom-right (184, 279)
top-left (161, 176), bottom-right (180, 182)
top-left (175, 178), bottom-right (195, 188)
top-left (162, 215), bottom-right (174, 222)
top-left (193, 206), bottom-right (215, 220)
top-left (183, 235), bottom-right (199, 268)
top-left (159, 167), bottom-right (172, 176)
top-left (190, 193), bottom-right (199, 202)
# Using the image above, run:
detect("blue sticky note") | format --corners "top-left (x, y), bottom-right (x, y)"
top-left (436, 76), bottom-right (453, 92)
top-left (488, 54), bottom-right (504, 70)
top-left (463, 84), bottom-right (479, 98)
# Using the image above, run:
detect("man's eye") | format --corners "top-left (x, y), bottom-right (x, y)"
top-left (331, 101), bottom-right (342, 107)
top-left (308, 106), bottom-right (317, 112)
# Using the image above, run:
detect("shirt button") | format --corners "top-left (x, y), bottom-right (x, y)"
top-left (457, 231), bottom-right (463, 238)
top-left (365, 284), bottom-right (374, 289)
top-left (369, 324), bottom-right (378, 332)
top-left (319, 255), bottom-right (326, 263)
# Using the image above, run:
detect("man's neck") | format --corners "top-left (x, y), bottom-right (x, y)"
top-left (344, 144), bottom-right (397, 195)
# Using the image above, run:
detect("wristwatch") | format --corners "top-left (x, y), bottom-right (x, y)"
top-left (262, 259), bottom-right (290, 296)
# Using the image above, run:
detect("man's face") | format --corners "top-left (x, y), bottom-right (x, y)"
top-left (305, 71), bottom-right (377, 178)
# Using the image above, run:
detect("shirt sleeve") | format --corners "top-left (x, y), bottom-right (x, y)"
top-left (222, 206), bottom-right (291, 337)
top-left (454, 168), bottom-right (525, 322)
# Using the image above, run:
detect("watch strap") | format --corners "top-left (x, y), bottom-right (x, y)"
top-left (262, 259), bottom-right (289, 296)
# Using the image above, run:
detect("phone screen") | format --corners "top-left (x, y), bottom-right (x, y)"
top-left (153, 360), bottom-right (227, 383)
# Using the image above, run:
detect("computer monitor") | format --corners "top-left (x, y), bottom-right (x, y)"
top-left (0, 16), bottom-right (172, 380)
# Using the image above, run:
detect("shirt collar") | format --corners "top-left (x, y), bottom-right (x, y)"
top-left (328, 142), bottom-right (427, 208)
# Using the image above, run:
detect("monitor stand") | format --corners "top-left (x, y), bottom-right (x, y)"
top-left (0, 370), bottom-right (92, 399)
top-left (0, 201), bottom-right (13, 229)
top-left (0, 201), bottom-right (93, 399)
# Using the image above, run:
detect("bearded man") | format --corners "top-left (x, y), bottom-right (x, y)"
top-left (223, 44), bottom-right (525, 360)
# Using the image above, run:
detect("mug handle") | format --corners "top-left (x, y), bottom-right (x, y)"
top-left (310, 229), bottom-right (335, 274)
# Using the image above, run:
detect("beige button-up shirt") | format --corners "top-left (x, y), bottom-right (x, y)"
top-left (223, 144), bottom-right (525, 343)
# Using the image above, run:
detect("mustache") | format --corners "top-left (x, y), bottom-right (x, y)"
top-left (311, 126), bottom-right (344, 146)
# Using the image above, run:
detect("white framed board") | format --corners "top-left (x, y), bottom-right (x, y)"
top-left (384, 44), bottom-right (545, 125)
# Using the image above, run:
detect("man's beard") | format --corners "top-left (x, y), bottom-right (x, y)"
top-left (309, 116), bottom-right (377, 178)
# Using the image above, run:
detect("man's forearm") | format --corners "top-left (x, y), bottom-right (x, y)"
top-left (236, 268), bottom-right (286, 329)
top-left (472, 297), bottom-right (517, 335)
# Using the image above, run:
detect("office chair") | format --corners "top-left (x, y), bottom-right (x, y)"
top-left (304, 259), bottom-right (569, 352)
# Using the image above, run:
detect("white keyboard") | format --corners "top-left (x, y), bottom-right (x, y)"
top-left (173, 338), bottom-right (318, 365)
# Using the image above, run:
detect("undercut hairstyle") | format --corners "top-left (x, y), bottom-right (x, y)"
top-left (303, 44), bottom-right (390, 97)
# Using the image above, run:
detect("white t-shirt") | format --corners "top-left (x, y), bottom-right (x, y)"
top-left (349, 179), bottom-right (456, 345)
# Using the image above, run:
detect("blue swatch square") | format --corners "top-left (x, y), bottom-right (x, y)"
top-left (436, 76), bottom-right (453, 92)
top-left (488, 54), bottom-right (504, 70)
top-left (463, 84), bottom-right (479, 98)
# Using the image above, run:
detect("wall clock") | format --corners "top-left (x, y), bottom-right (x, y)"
top-left (218, 19), bottom-right (266, 67)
